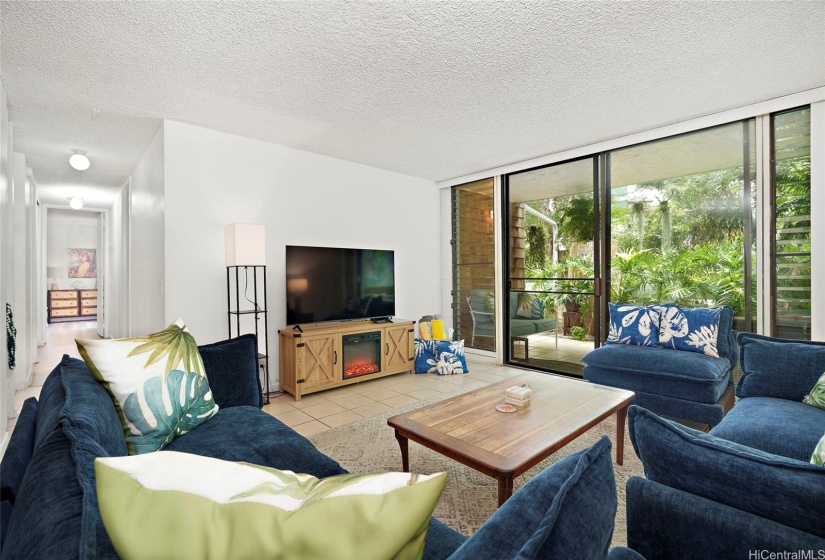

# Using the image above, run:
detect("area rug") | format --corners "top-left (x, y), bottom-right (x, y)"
top-left (310, 389), bottom-right (644, 547)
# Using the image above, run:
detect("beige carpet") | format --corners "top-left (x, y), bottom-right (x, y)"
top-left (310, 389), bottom-right (644, 547)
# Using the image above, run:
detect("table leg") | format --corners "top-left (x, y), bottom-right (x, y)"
top-left (616, 404), bottom-right (629, 466)
top-left (394, 430), bottom-right (409, 472)
top-left (496, 475), bottom-right (514, 506)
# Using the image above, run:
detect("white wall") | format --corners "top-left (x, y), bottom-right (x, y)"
top-left (162, 120), bottom-right (441, 390)
top-left (106, 180), bottom-right (131, 339)
top-left (12, 154), bottom-right (36, 389)
top-left (129, 126), bottom-right (165, 336)
top-left (46, 208), bottom-right (99, 290)
top-left (0, 80), bottom-right (12, 442)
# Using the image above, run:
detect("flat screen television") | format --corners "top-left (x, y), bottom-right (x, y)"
top-left (285, 245), bottom-right (395, 324)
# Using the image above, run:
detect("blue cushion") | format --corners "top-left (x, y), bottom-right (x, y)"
top-left (434, 340), bottom-right (468, 374)
top-left (628, 405), bottom-right (825, 539)
top-left (448, 436), bottom-right (616, 560)
top-left (0, 500), bottom-right (11, 553)
top-left (199, 334), bottom-right (263, 408)
top-left (658, 305), bottom-right (722, 357)
top-left (0, 398), bottom-right (38, 504)
top-left (582, 344), bottom-right (731, 403)
top-left (423, 518), bottom-right (467, 560)
top-left (736, 333), bottom-right (825, 401)
top-left (415, 339), bottom-right (438, 374)
top-left (33, 359), bottom-right (68, 450)
top-left (1, 430), bottom-right (87, 559)
top-left (709, 397), bottom-right (825, 462)
top-left (606, 303), bottom-right (660, 347)
top-left (166, 406), bottom-right (347, 479)
top-left (714, 306), bottom-right (736, 366)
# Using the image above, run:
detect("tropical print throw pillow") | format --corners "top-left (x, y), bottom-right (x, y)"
top-left (802, 372), bottom-right (825, 410)
top-left (95, 451), bottom-right (446, 559)
top-left (414, 339), bottom-right (438, 373)
top-left (811, 432), bottom-right (825, 467)
top-left (414, 339), bottom-right (469, 374)
top-left (434, 340), bottom-right (469, 374)
top-left (76, 319), bottom-right (219, 455)
top-left (658, 306), bottom-right (722, 358)
top-left (606, 303), bottom-right (661, 347)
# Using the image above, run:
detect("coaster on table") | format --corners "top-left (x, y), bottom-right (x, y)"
top-left (496, 404), bottom-right (517, 413)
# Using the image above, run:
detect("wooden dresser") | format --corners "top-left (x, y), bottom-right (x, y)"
top-left (49, 289), bottom-right (97, 322)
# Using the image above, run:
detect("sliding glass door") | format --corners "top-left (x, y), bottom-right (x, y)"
top-left (503, 157), bottom-right (600, 376)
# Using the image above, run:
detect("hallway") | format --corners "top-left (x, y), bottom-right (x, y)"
top-left (9, 321), bottom-right (100, 431)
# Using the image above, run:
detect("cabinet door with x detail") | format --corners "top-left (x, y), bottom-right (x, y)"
top-left (300, 334), bottom-right (341, 389)
top-left (384, 325), bottom-right (413, 370)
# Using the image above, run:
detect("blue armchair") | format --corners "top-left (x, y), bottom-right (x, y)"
top-left (582, 306), bottom-right (737, 427)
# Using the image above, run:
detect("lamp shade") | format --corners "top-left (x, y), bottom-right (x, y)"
top-left (225, 223), bottom-right (266, 266)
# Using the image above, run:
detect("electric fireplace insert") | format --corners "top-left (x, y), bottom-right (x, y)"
top-left (342, 331), bottom-right (381, 379)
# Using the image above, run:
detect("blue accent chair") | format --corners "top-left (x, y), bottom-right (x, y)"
top-left (582, 306), bottom-right (737, 427)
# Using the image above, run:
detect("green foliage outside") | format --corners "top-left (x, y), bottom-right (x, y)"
top-left (522, 154), bottom-right (810, 320)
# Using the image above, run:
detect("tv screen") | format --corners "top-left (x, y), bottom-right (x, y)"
top-left (285, 245), bottom-right (395, 324)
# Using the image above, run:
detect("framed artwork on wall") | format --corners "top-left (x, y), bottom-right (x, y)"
top-left (68, 248), bottom-right (97, 278)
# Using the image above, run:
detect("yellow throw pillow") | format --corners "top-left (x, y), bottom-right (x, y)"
top-left (418, 321), bottom-right (432, 340)
top-left (76, 319), bottom-right (219, 455)
top-left (96, 451), bottom-right (446, 560)
top-left (431, 319), bottom-right (447, 340)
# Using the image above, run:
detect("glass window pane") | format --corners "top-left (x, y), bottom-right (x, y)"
top-left (773, 108), bottom-right (811, 340)
top-left (608, 121), bottom-right (755, 330)
top-left (452, 179), bottom-right (496, 351)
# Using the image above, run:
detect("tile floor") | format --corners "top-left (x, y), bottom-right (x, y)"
top-left (9, 322), bottom-right (533, 438)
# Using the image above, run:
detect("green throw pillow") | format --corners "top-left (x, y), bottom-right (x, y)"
top-left (95, 451), bottom-right (447, 560)
top-left (812, 433), bottom-right (825, 467)
top-left (803, 372), bottom-right (825, 410)
top-left (76, 319), bottom-right (219, 455)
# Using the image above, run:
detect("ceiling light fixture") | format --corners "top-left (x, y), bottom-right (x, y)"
top-left (69, 196), bottom-right (84, 210)
top-left (69, 151), bottom-right (90, 171)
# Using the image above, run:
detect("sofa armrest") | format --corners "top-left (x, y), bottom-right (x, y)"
top-left (626, 477), bottom-right (825, 560)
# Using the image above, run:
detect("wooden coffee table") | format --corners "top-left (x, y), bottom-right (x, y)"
top-left (387, 372), bottom-right (634, 505)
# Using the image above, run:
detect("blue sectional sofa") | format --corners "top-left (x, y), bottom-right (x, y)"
top-left (582, 306), bottom-right (737, 427)
top-left (624, 333), bottom-right (825, 559)
top-left (0, 334), bottom-right (621, 559)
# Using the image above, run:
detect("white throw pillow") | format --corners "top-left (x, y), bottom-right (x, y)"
top-left (76, 319), bottom-right (218, 454)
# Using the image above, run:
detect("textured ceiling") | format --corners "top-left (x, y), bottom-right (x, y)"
top-left (2, 1), bottom-right (824, 207)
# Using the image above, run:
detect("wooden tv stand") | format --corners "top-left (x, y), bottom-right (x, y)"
top-left (279, 319), bottom-right (415, 401)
